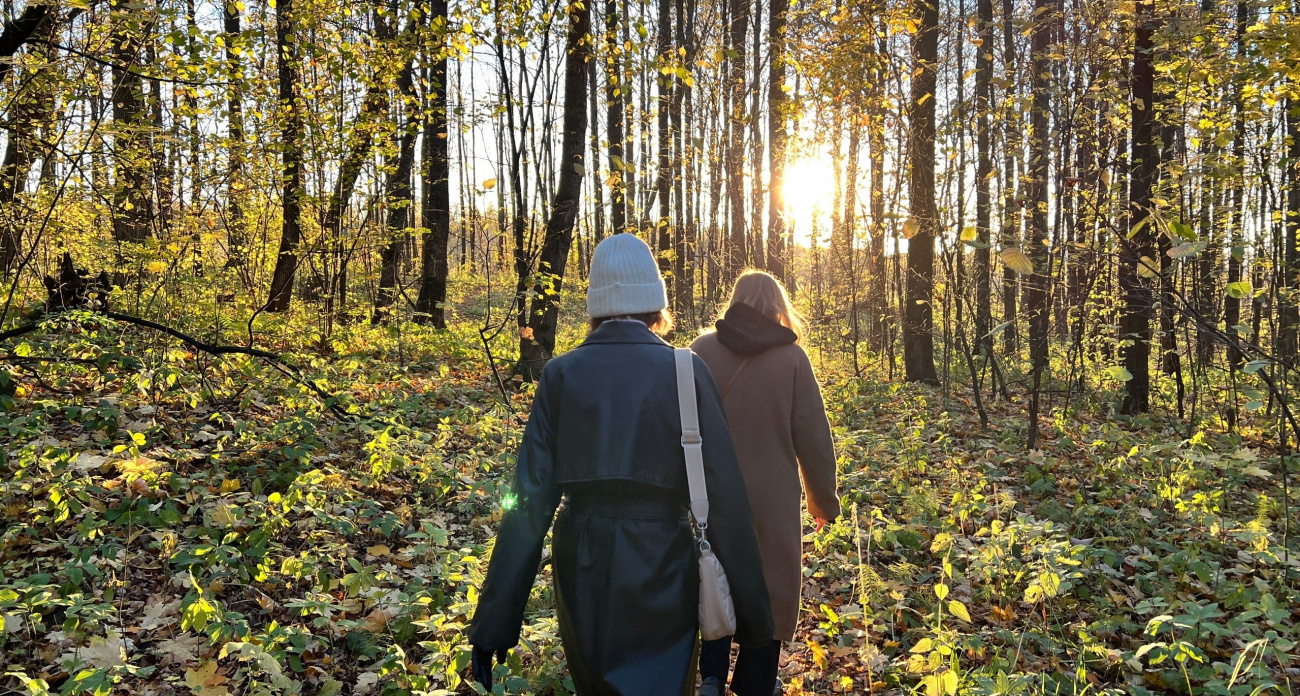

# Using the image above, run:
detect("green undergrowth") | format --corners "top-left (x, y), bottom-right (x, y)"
top-left (0, 286), bottom-right (1296, 696)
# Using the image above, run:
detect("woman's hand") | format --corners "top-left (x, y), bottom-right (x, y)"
top-left (814, 518), bottom-right (829, 533)
top-left (471, 646), bottom-right (508, 689)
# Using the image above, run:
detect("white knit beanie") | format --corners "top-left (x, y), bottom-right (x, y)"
top-left (586, 234), bottom-right (668, 318)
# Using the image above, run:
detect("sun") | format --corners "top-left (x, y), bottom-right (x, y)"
top-left (782, 156), bottom-right (837, 247)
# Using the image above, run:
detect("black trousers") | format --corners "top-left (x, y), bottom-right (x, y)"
top-left (698, 636), bottom-right (781, 696)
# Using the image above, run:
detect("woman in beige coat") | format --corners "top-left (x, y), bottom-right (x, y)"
top-left (691, 270), bottom-right (841, 696)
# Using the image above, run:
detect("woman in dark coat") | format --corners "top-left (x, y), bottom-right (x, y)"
top-left (468, 234), bottom-right (775, 696)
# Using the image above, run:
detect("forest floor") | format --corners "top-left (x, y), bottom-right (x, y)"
top-left (1, 282), bottom-right (1297, 696)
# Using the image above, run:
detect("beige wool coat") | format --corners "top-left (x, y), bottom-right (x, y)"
top-left (691, 310), bottom-right (840, 641)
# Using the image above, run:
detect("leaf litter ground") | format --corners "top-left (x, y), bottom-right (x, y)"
top-left (1, 302), bottom-right (1296, 696)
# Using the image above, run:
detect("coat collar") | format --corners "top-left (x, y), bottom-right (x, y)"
top-left (580, 319), bottom-right (672, 347)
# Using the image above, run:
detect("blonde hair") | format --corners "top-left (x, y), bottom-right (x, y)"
top-left (588, 309), bottom-right (675, 335)
top-left (725, 269), bottom-right (804, 343)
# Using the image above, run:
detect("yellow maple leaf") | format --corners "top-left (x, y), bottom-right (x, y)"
top-left (185, 661), bottom-right (230, 696)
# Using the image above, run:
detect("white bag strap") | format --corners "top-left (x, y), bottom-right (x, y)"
top-left (674, 348), bottom-right (710, 531)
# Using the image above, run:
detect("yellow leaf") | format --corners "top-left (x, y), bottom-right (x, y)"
top-left (910, 637), bottom-right (934, 653)
top-left (934, 583), bottom-right (949, 600)
top-left (209, 503), bottom-right (237, 528)
top-left (991, 605), bottom-right (1017, 623)
top-left (1001, 247), bottom-right (1034, 274)
top-left (948, 600), bottom-right (972, 622)
top-left (366, 544), bottom-right (391, 557)
top-left (941, 668), bottom-right (958, 695)
top-left (481, 178), bottom-right (497, 190)
top-left (185, 661), bottom-right (230, 696)
top-left (219, 478), bottom-right (241, 493)
top-left (807, 639), bottom-right (829, 669)
top-left (1137, 256), bottom-right (1160, 278)
top-left (903, 219), bottom-right (921, 239)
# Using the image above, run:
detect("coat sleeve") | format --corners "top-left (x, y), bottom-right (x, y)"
top-left (790, 348), bottom-right (841, 522)
top-left (694, 354), bottom-right (775, 647)
top-left (467, 364), bottom-right (563, 651)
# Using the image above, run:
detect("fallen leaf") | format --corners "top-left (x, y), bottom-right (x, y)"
top-left (209, 503), bottom-right (238, 528)
top-left (185, 661), bottom-right (231, 696)
top-left (140, 595), bottom-right (181, 629)
top-left (156, 633), bottom-right (203, 665)
top-left (359, 606), bottom-right (397, 633)
top-left (807, 640), bottom-right (828, 670)
top-left (354, 672), bottom-right (380, 696)
top-left (71, 631), bottom-right (129, 669)
top-left (366, 544), bottom-right (391, 558)
top-left (74, 452), bottom-right (109, 472)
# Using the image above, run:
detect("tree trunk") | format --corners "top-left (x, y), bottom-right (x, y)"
top-left (672, 0), bottom-right (693, 318)
top-left (1025, 0), bottom-right (1051, 372)
top-left (725, 0), bottom-right (748, 277)
top-left (654, 0), bottom-right (673, 286)
top-left (0, 13), bottom-right (53, 271)
top-left (322, 17), bottom-right (407, 309)
top-left (766, 0), bottom-right (789, 283)
top-left (1119, 0), bottom-right (1158, 414)
top-left (416, 0), bottom-right (451, 327)
top-left (515, 0), bottom-right (592, 379)
top-left (1223, 0), bottom-right (1251, 369)
top-left (266, 0), bottom-right (303, 312)
top-left (148, 38), bottom-right (171, 238)
top-left (974, 0), bottom-right (993, 351)
top-left (0, 4), bottom-right (52, 83)
top-left (868, 19), bottom-right (888, 350)
top-left (374, 46), bottom-right (418, 322)
top-left (415, 5), bottom-right (451, 327)
top-left (903, 0), bottom-right (939, 384)
top-left (1282, 92), bottom-right (1300, 361)
top-left (747, 0), bottom-right (764, 270)
top-left (842, 117), bottom-right (861, 294)
top-left (588, 54), bottom-right (606, 243)
top-left (0, 131), bottom-right (31, 272)
top-left (110, 0), bottom-right (154, 247)
top-left (1024, 0), bottom-right (1053, 447)
top-left (604, 0), bottom-right (628, 235)
top-left (999, 0), bottom-right (1019, 354)
top-left (223, 0), bottom-right (247, 268)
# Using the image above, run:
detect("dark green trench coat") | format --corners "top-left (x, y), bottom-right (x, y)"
top-left (468, 320), bottom-right (774, 696)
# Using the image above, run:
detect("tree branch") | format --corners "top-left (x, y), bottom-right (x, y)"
top-left (1, 311), bottom-right (353, 420)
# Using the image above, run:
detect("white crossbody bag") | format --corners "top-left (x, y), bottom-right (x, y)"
top-left (674, 348), bottom-right (738, 641)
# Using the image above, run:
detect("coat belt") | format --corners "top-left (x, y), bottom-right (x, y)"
top-left (563, 492), bottom-right (687, 520)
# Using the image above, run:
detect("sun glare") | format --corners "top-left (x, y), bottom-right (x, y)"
top-left (782, 157), bottom-right (837, 247)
